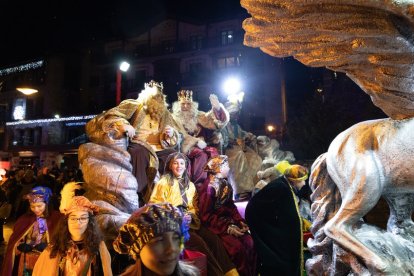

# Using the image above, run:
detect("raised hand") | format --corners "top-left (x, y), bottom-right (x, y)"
top-left (209, 94), bottom-right (221, 110)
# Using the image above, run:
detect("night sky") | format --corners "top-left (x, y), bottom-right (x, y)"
top-left (0, 0), bottom-right (245, 67)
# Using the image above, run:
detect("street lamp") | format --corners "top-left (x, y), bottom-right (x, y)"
top-left (116, 61), bottom-right (130, 104)
top-left (16, 87), bottom-right (38, 95)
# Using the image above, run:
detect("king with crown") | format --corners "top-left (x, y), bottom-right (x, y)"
top-left (172, 90), bottom-right (229, 185)
top-left (86, 80), bottom-right (189, 203)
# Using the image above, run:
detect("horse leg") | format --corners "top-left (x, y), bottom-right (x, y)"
top-left (324, 173), bottom-right (387, 272)
top-left (384, 193), bottom-right (414, 241)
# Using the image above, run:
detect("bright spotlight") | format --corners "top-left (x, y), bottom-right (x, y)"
top-left (119, 61), bottom-right (130, 72)
top-left (223, 77), bottom-right (241, 95)
top-left (54, 114), bottom-right (60, 119)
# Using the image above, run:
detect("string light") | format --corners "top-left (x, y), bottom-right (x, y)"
top-left (6, 115), bottom-right (96, 126)
top-left (0, 60), bottom-right (44, 76)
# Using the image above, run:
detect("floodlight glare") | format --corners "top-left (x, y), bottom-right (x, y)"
top-left (119, 61), bottom-right (130, 72)
top-left (223, 77), bottom-right (241, 95)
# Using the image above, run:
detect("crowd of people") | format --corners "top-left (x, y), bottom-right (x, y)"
top-left (0, 80), bottom-right (313, 276)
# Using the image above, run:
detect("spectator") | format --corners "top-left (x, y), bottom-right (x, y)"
top-left (1, 187), bottom-right (62, 276)
top-left (33, 196), bottom-right (112, 275)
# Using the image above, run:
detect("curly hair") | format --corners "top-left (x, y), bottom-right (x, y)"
top-left (49, 214), bottom-right (103, 258)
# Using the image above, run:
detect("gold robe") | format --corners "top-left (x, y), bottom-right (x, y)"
top-left (149, 177), bottom-right (201, 230)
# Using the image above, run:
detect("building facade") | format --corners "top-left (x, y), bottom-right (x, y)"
top-left (0, 14), bottom-right (286, 170)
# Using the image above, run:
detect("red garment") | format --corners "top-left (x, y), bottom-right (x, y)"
top-left (1, 211), bottom-right (62, 276)
top-left (197, 177), bottom-right (257, 276)
top-left (187, 147), bottom-right (218, 186)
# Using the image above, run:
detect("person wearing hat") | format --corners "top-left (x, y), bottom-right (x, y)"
top-left (149, 152), bottom-right (238, 276)
top-left (221, 99), bottom-right (262, 202)
top-left (85, 80), bottom-right (190, 203)
top-left (113, 203), bottom-right (199, 276)
top-left (197, 155), bottom-right (257, 276)
top-left (1, 186), bottom-right (62, 276)
top-left (245, 161), bottom-right (309, 276)
top-left (32, 196), bottom-right (112, 275)
top-left (171, 91), bottom-right (229, 185)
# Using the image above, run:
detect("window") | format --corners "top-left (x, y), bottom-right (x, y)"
top-left (190, 35), bottom-right (203, 50)
top-left (216, 56), bottom-right (240, 69)
top-left (13, 98), bottom-right (26, 120)
top-left (189, 62), bottom-right (203, 73)
top-left (111, 48), bottom-right (123, 59)
top-left (162, 40), bottom-right (176, 54)
top-left (221, 30), bottom-right (234, 46)
top-left (134, 44), bottom-right (148, 57)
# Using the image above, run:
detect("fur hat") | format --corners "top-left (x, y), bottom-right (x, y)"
top-left (60, 182), bottom-right (99, 215)
top-left (204, 155), bottom-right (228, 174)
top-left (275, 160), bottom-right (308, 181)
top-left (24, 186), bottom-right (52, 204)
top-left (113, 203), bottom-right (189, 260)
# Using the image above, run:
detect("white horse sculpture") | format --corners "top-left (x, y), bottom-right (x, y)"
top-left (309, 118), bottom-right (414, 274)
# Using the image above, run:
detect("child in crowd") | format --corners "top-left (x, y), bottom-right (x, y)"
top-left (198, 155), bottom-right (257, 276)
top-left (245, 161), bottom-right (309, 276)
top-left (149, 152), bottom-right (238, 276)
top-left (1, 186), bottom-right (62, 276)
top-left (113, 203), bottom-right (198, 276)
top-left (33, 196), bottom-right (112, 275)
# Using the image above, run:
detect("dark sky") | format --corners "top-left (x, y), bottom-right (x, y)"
top-left (0, 0), bottom-right (245, 67)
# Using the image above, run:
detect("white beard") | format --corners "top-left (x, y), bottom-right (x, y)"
top-left (175, 110), bottom-right (199, 135)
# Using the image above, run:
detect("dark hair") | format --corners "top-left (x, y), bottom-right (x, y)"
top-left (27, 202), bottom-right (50, 217)
top-left (49, 214), bottom-right (103, 258)
top-left (164, 152), bottom-right (190, 188)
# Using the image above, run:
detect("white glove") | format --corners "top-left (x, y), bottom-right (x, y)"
top-left (209, 94), bottom-right (221, 110)
top-left (196, 139), bottom-right (207, 149)
top-left (121, 124), bottom-right (136, 139)
top-left (164, 125), bottom-right (175, 137)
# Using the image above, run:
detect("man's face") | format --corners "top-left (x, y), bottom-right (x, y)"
top-left (180, 102), bottom-right (192, 112)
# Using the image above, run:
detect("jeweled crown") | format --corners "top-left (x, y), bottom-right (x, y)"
top-left (145, 80), bottom-right (163, 91)
top-left (177, 90), bottom-right (193, 102)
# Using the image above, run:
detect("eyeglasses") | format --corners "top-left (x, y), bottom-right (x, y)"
top-left (68, 217), bottom-right (89, 224)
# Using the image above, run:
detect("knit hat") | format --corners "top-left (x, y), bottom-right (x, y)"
top-left (61, 196), bottom-right (99, 216)
top-left (113, 203), bottom-right (189, 260)
top-left (24, 186), bottom-right (52, 204)
top-left (204, 155), bottom-right (228, 174)
top-left (275, 160), bottom-right (309, 181)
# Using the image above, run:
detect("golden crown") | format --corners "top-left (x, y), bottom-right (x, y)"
top-left (145, 80), bottom-right (163, 91)
top-left (177, 90), bottom-right (193, 102)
